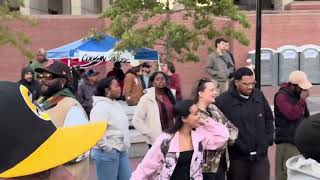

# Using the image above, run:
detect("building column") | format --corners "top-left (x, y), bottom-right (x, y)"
top-left (62, 0), bottom-right (71, 14)
top-left (20, 0), bottom-right (49, 15)
top-left (71, 0), bottom-right (81, 15)
top-left (101, 0), bottom-right (109, 11)
top-left (274, 0), bottom-right (294, 10)
top-left (20, 0), bottom-right (30, 15)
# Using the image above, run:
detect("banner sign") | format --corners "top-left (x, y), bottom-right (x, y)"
top-left (78, 50), bottom-right (135, 63)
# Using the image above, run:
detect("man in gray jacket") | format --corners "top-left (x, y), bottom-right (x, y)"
top-left (206, 38), bottom-right (235, 93)
top-left (77, 69), bottom-right (100, 116)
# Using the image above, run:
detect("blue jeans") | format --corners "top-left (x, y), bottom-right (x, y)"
top-left (91, 148), bottom-right (131, 180)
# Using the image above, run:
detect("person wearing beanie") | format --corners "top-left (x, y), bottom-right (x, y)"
top-left (77, 69), bottom-right (100, 116)
top-left (274, 70), bottom-right (312, 180)
top-left (286, 113), bottom-right (320, 180)
top-left (17, 66), bottom-right (40, 101)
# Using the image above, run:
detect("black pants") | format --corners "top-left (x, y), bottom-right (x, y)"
top-left (227, 157), bottom-right (270, 180)
top-left (203, 155), bottom-right (227, 180)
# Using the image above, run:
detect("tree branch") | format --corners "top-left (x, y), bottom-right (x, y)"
top-left (159, 38), bottom-right (167, 42)
top-left (154, 43), bottom-right (166, 46)
top-left (171, 8), bottom-right (195, 13)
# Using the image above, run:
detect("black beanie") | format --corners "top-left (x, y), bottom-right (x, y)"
top-left (21, 66), bottom-right (33, 79)
top-left (295, 113), bottom-right (320, 162)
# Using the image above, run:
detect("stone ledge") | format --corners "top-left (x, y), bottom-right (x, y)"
top-left (285, 1), bottom-right (320, 10)
top-left (129, 129), bottom-right (147, 144)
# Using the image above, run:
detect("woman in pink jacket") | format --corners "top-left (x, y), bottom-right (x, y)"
top-left (131, 99), bottom-right (229, 180)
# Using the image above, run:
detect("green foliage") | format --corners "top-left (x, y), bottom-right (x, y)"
top-left (84, 28), bottom-right (107, 41)
top-left (100, 0), bottom-right (251, 62)
top-left (0, 0), bottom-right (36, 60)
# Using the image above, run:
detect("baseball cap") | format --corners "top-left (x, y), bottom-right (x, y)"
top-left (288, 71), bottom-right (312, 90)
top-left (35, 60), bottom-right (71, 80)
top-left (86, 69), bottom-right (100, 78)
top-left (130, 60), bottom-right (140, 67)
top-left (295, 113), bottom-right (320, 163)
top-left (0, 82), bottom-right (107, 178)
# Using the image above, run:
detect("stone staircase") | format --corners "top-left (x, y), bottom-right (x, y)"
top-left (118, 101), bottom-right (149, 158)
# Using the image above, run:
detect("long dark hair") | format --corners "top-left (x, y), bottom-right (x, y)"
top-left (95, 77), bottom-right (117, 97)
top-left (192, 78), bottom-right (218, 103)
top-left (165, 99), bottom-right (195, 134)
top-left (164, 61), bottom-right (175, 73)
top-left (150, 71), bottom-right (176, 105)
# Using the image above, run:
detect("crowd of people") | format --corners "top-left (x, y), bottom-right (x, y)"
top-left (3, 40), bottom-right (320, 180)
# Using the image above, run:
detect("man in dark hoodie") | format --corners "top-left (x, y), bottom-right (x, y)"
top-left (18, 66), bottom-right (40, 101)
top-left (215, 67), bottom-right (274, 180)
top-left (274, 70), bottom-right (312, 180)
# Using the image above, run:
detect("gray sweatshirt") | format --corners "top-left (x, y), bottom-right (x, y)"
top-left (90, 96), bottom-right (130, 152)
top-left (287, 155), bottom-right (320, 180)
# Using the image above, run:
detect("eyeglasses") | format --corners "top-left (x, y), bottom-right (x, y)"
top-left (241, 82), bottom-right (256, 87)
top-left (37, 73), bottom-right (59, 81)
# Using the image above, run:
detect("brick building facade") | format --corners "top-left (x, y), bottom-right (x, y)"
top-left (1, 10), bottom-right (320, 98)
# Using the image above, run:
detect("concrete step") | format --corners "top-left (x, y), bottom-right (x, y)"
top-left (128, 129), bottom-right (148, 158)
top-left (119, 101), bottom-right (148, 158)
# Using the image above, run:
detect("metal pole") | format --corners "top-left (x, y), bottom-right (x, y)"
top-left (255, 0), bottom-right (262, 89)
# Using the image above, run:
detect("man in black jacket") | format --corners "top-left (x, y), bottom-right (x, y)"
top-left (215, 67), bottom-right (274, 180)
top-left (274, 70), bottom-right (311, 180)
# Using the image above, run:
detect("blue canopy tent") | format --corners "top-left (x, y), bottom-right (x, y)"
top-left (46, 35), bottom-right (159, 68)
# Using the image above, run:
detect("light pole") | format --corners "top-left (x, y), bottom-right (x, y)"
top-left (255, 0), bottom-right (262, 89)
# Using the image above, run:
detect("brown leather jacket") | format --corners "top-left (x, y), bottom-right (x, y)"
top-left (123, 73), bottom-right (144, 106)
